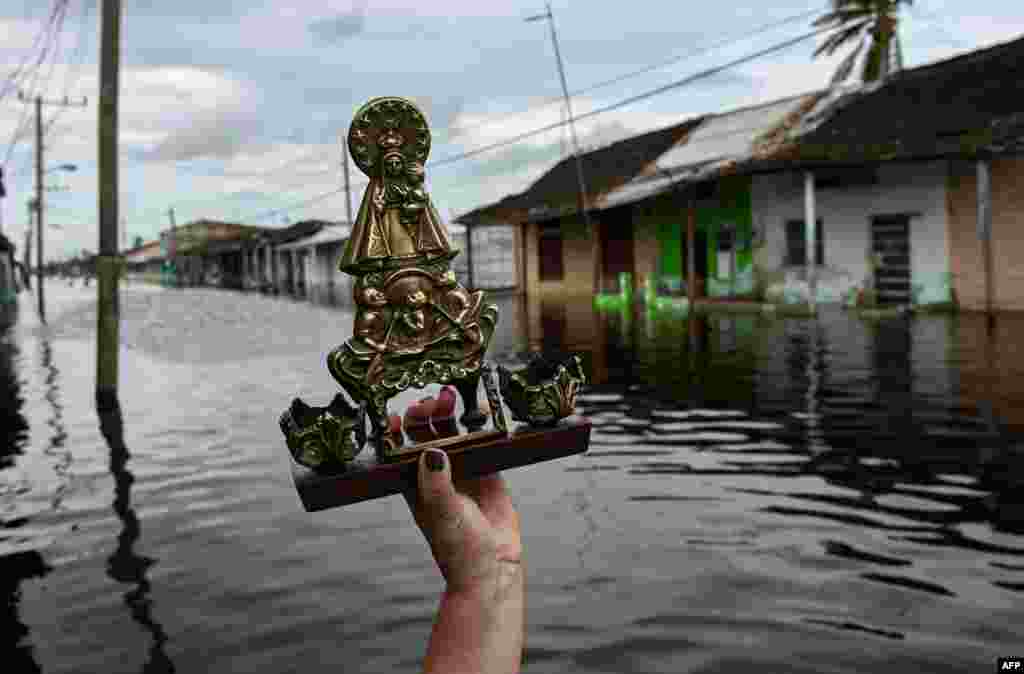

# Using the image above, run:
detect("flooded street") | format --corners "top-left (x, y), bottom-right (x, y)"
top-left (2, 283), bottom-right (1022, 673)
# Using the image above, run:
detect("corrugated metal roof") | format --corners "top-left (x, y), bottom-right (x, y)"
top-left (654, 94), bottom-right (818, 172)
top-left (455, 116), bottom-right (704, 225)
top-left (739, 33), bottom-right (1024, 171)
top-left (276, 224), bottom-right (351, 251)
top-left (595, 93), bottom-right (821, 212)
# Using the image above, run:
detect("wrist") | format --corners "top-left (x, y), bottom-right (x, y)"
top-left (445, 559), bottom-right (524, 606)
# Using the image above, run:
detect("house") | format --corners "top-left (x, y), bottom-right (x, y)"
top-left (733, 33), bottom-right (1024, 311)
top-left (124, 239), bottom-right (164, 281)
top-left (162, 219), bottom-right (270, 288)
top-left (241, 219), bottom-right (329, 294)
top-left (270, 222), bottom-right (351, 304)
top-left (462, 32), bottom-right (1024, 314)
top-left (456, 115), bottom-right (706, 297)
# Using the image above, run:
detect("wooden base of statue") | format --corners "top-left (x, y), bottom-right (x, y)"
top-left (290, 415), bottom-right (591, 511)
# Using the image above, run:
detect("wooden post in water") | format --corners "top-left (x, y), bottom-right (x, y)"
top-left (686, 191), bottom-right (696, 305)
top-left (976, 158), bottom-right (994, 321)
top-left (96, 0), bottom-right (122, 411)
top-left (804, 171), bottom-right (817, 312)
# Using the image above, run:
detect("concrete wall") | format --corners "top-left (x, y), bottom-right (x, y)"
top-left (523, 216), bottom-right (599, 300)
top-left (752, 161), bottom-right (951, 305)
top-left (947, 156), bottom-right (1024, 311)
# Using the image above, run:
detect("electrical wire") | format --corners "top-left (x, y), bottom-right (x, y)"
top-left (445, 3), bottom-right (827, 141)
top-left (225, 28), bottom-right (828, 224)
top-left (235, 4), bottom-right (829, 184)
top-left (2, 0), bottom-right (72, 166)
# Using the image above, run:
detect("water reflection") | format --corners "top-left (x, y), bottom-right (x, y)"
top-left (0, 549), bottom-right (49, 673)
top-left (0, 323), bottom-right (47, 673)
top-left (40, 337), bottom-right (71, 510)
top-left (99, 403), bottom-right (176, 673)
top-left (579, 296), bottom-right (1024, 555)
top-left (0, 326), bottom-right (29, 467)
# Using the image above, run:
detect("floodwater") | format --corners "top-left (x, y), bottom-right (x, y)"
top-left (2, 282), bottom-right (1022, 673)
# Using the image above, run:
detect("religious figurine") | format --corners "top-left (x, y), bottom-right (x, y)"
top-left (329, 96), bottom-right (498, 458)
top-left (280, 96), bottom-right (592, 511)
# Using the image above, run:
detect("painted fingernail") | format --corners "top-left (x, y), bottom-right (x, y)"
top-left (425, 449), bottom-right (445, 472)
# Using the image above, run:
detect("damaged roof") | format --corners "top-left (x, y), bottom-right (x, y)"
top-left (597, 91), bottom-right (824, 212)
top-left (740, 32), bottom-right (1024, 170)
top-left (456, 116), bottom-right (705, 225)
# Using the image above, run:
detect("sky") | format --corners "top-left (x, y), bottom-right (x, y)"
top-left (1, 0), bottom-right (1023, 261)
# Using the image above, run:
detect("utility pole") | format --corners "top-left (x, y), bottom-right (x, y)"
top-left (96, 0), bottom-right (122, 411)
top-left (526, 1), bottom-right (591, 232)
top-left (23, 210), bottom-right (32, 291)
top-left (167, 206), bottom-right (177, 288)
top-left (342, 151), bottom-right (353, 226)
top-left (0, 166), bottom-right (6, 236)
top-left (17, 90), bottom-right (87, 323)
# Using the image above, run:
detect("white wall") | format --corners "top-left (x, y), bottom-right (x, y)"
top-left (752, 161), bottom-right (950, 297)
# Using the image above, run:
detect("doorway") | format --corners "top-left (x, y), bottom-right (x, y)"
top-left (870, 214), bottom-right (912, 305)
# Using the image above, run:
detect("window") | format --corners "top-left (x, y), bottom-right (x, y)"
top-left (785, 219), bottom-right (824, 266)
top-left (538, 222), bottom-right (564, 281)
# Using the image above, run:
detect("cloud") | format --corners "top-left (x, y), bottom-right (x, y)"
top-left (308, 7), bottom-right (366, 44)
top-left (146, 111), bottom-right (264, 161)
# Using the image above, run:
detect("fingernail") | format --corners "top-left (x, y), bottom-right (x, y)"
top-left (425, 449), bottom-right (445, 472)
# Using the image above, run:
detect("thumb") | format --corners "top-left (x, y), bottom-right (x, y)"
top-left (417, 449), bottom-right (463, 538)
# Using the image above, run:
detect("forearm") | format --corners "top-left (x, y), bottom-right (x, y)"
top-left (422, 560), bottom-right (525, 674)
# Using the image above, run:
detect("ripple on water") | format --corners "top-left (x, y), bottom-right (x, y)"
top-left (3, 286), bottom-right (1023, 673)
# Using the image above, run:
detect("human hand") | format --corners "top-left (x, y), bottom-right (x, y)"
top-left (397, 389), bottom-right (523, 597)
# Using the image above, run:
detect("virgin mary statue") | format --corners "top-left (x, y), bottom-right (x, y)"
top-left (339, 114), bottom-right (457, 275)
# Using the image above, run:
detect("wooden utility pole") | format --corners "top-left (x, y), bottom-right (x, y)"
top-left (342, 152), bottom-right (353, 226)
top-left (17, 91), bottom-right (87, 323)
top-left (96, 0), bottom-right (122, 411)
top-left (977, 158), bottom-right (994, 321)
top-left (23, 212), bottom-right (32, 290)
top-left (686, 191), bottom-right (697, 305)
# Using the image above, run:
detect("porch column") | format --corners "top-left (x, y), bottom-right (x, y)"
top-left (686, 192), bottom-right (697, 304)
top-left (977, 158), bottom-right (994, 316)
top-left (804, 171), bottom-right (817, 309)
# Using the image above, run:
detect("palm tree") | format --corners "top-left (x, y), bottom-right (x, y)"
top-left (813, 0), bottom-right (913, 86)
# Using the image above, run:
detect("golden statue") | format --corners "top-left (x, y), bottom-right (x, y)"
top-left (340, 98), bottom-right (457, 274)
top-left (279, 97), bottom-right (591, 511)
top-left (329, 97), bottom-right (498, 458)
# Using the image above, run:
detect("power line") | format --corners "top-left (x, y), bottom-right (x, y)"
top-left (242, 187), bottom-right (346, 222)
top-left (226, 29), bottom-right (828, 224)
top-left (42, 0), bottom-right (94, 141)
top-left (234, 5), bottom-right (828, 185)
top-left (428, 27), bottom-right (830, 168)
top-left (2, 0), bottom-right (71, 166)
top-left (0, 0), bottom-right (68, 102)
top-left (447, 3), bottom-right (826, 142)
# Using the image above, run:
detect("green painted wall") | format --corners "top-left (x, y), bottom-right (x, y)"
top-left (657, 220), bottom-right (683, 278)
top-left (698, 176), bottom-right (753, 279)
top-left (646, 177), bottom-right (753, 283)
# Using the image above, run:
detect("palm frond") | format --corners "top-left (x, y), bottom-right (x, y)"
top-left (813, 20), bottom-right (870, 57)
top-left (861, 37), bottom-right (884, 81)
top-left (830, 38), bottom-right (865, 86)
